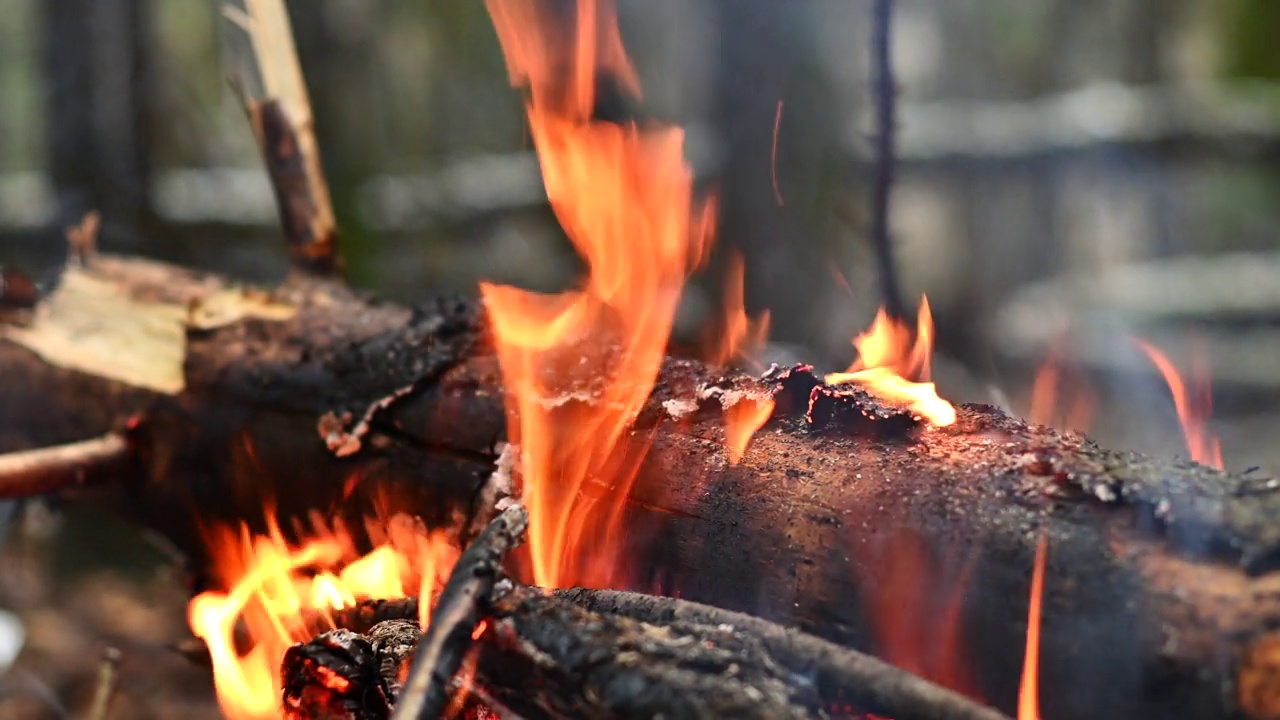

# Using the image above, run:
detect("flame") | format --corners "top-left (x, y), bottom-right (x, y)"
top-left (724, 397), bottom-right (776, 465)
top-left (1019, 535), bottom-right (1048, 720)
top-left (1134, 339), bottom-right (1223, 469)
top-left (826, 297), bottom-right (956, 426)
top-left (188, 513), bottom-right (455, 719)
top-left (704, 252), bottom-right (770, 368)
top-left (856, 529), bottom-right (981, 699)
top-left (482, 0), bottom-right (711, 588)
top-left (1029, 342), bottom-right (1094, 432)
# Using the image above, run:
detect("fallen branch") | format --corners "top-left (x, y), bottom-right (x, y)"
top-left (391, 504), bottom-right (529, 720)
top-left (0, 431), bottom-right (133, 499)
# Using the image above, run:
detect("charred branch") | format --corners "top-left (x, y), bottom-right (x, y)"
top-left (391, 504), bottom-right (528, 720)
top-left (291, 585), bottom-right (1011, 720)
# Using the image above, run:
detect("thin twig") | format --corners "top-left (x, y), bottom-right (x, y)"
top-left (222, 0), bottom-right (341, 276)
top-left (85, 647), bottom-right (122, 720)
top-left (557, 588), bottom-right (1012, 720)
top-left (391, 504), bottom-right (529, 720)
top-left (0, 432), bottom-right (133, 500)
top-left (870, 0), bottom-right (905, 321)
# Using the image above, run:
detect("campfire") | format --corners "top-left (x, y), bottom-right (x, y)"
top-left (2, 1), bottom-right (1279, 719)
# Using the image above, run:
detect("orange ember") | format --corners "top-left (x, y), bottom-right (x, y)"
top-left (827, 297), bottom-right (956, 426)
top-left (188, 513), bottom-right (455, 719)
top-left (481, 0), bottom-right (712, 589)
top-left (1135, 339), bottom-right (1223, 469)
top-left (1019, 535), bottom-right (1048, 720)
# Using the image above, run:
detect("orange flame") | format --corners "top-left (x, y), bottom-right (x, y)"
top-left (826, 297), bottom-right (956, 426)
top-left (1134, 339), bottom-right (1223, 469)
top-left (188, 513), bottom-right (455, 719)
top-left (724, 396), bottom-right (776, 465)
top-left (856, 529), bottom-right (981, 699)
top-left (1029, 342), bottom-right (1094, 432)
top-left (704, 253), bottom-right (770, 368)
top-left (482, 0), bottom-right (711, 589)
top-left (1019, 535), bottom-right (1048, 720)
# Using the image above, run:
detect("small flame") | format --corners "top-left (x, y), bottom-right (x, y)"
top-left (704, 252), bottom-right (770, 369)
top-left (188, 514), bottom-right (455, 719)
top-left (1018, 535), bottom-right (1048, 720)
top-left (856, 529), bottom-right (981, 699)
top-left (482, 0), bottom-right (711, 589)
top-left (827, 297), bottom-right (956, 426)
top-left (724, 397), bottom-right (776, 465)
top-left (1029, 342), bottom-right (1094, 432)
top-left (1134, 339), bottom-right (1223, 469)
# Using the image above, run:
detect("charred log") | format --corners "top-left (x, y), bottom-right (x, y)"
top-left (2, 256), bottom-right (1280, 720)
top-left (393, 504), bottom-right (528, 720)
top-left (285, 585), bottom-right (1010, 720)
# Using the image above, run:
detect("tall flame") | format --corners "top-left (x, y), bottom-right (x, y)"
top-left (1018, 535), bottom-right (1048, 720)
top-left (827, 297), bottom-right (956, 426)
top-left (703, 252), bottom-right (770, 369)
top-left (1135, 339), bottom-right (1223, 469)
top-left (188, 513), bottom-right (455, 719)
top-left (482, 0), bottom-right (711, 588)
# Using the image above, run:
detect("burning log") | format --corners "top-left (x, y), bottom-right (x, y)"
top-left (1, 255), bottom-right (1280, 719)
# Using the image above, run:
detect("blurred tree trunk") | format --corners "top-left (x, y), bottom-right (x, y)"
top-left (710, 0), bottom-right (842, 356)
top-left (42, 0), bottom-right (154, 244)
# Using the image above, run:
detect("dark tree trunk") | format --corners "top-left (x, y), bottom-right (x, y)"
top-left (42, 0), bottom-right (153, 240)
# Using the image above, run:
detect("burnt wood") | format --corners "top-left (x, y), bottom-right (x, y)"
top-left (2, 255), bottom-right (1280, 720)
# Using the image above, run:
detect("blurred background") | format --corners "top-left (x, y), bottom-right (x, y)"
top-left (1, 0), bottom-right (1280, 716)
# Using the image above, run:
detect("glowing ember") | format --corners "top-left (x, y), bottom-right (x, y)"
top-left (481, 0), bottom-right (711, 588)
top-left (1135, 339), bottom-right (1223, 469)
top-left (1018, 535), bottom-right (1048, 720)
top-left (188, 513), bottom-right (454, 720)
top-left (827, 297), bottom-right (955, 426)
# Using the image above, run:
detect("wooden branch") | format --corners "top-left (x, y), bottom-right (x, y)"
top-left (392, 504), bottom-right (528, 720)
top-left (223, 0), bottom-right (340, 276)
top-left (0, 431), bottom-right (132, 499)
top-left (2, 255), bottom-right (1280, 719)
